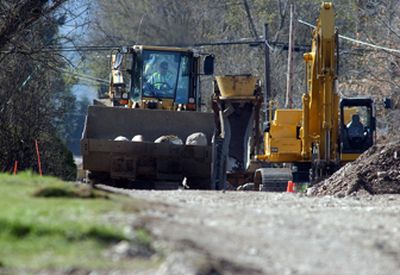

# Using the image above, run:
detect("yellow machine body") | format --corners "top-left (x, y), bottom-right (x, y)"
top-left (216, 2), bottom-right (375, 189)
top-left (82, 45), bottom-right (217, 189)
top-left (259, 2), bottom-right (342, 164)
top-left (260, 109), bottom-right (303, 162)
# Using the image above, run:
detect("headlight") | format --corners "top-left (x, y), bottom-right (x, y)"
top-left (122, 92), bottom-right (128, 99)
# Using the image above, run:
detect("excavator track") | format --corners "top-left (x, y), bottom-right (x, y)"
top-left (255, 168), bottom-right (293, 192)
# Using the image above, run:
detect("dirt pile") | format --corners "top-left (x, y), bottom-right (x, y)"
top-left (309, 140), bottom-right (400, 196)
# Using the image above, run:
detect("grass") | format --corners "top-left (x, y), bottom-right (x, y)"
top-left (33, 185), bottom-right (109, 199)
top-left (0, 172), bottom-right (158, 272)
top-left (135, 228), bottom-right (153, 247)
top-left (294, 183), bottom-right (309, 193)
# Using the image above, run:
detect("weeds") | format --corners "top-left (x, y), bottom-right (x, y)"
top-left (135, 228), bottom-right (152, 248)
top-left (0, 173), bottom-right (157, 270)
top-left (33, 185), bottom-right (109, 199)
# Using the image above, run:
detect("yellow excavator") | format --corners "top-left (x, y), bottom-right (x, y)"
top-left (81, 45), bottom-right (217, 189)
top-left (212, 2), bottom-right (376, 191)
top-left (255, 2), bottom-right (375, 190)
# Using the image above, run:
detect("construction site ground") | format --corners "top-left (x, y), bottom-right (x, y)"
top-left (110, 188), bottom-right (400, 275)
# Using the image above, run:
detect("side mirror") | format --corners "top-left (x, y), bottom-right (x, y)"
top-left (204, 55), bottom-right (215, 75)
top-left (384, 97), bottom-right (392, 109)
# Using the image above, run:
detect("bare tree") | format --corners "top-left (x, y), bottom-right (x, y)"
top-left (86, 0), bottom-right (400, 138)
top-left (0, 0), bottom-right (88, 179)
top-left (0, 0), bottom-right (67, 50)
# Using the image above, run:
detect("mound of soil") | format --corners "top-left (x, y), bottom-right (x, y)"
top-left (309, 141), bottom-right (400, 197)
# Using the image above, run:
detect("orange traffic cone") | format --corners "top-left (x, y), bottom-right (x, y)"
top-left (286, 180), bottom-right (294, 193)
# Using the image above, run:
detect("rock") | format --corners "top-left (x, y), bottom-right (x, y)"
top-left (185, 132), bottom-right (207, 146)
top-left (237, 182), bottom-right (255, 191)
top-left (182, 177), bottom-right (189, 189)
top-left (110, 240), bottom-right (154, 260)
top-left (306, 186), bottom-right (316, 196)
top-left (377, 171), bottom-right (387, 178)
top-left (114, 240), bottom-right (131, 255)
top-left (132, 134), bottom-right (144, 142)
top-left (114, 136), bottom-right (129, 141)
top-left (154, 135), bottom-right (183, 145)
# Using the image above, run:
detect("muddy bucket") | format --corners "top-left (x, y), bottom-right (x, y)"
top-left (216, 75), bottom-right (257, 98)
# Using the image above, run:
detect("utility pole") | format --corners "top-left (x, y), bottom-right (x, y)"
top-left (264, 23), bottom-right (271, 126)
top-left (285, 4), bottom-right (295, 109)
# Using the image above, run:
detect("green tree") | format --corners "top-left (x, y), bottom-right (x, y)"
top-left (0, 0), bottom-right (78, 180)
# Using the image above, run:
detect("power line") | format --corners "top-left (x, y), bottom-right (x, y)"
top-left (0, 45), bottom-right (119, 54)
top-left (298, 19), bottom-right (400, 54)
top-left (0, 41), bottom-right (296, 54)
top-left (59, 68), bottom-right (109, 84)
top-left (0, 33), bottom-right (383, 56)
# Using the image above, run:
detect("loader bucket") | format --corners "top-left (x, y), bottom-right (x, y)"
top-left (82, 106), bottom-right (215, 142)
top-left (81, 106), bottom-right (215, 187)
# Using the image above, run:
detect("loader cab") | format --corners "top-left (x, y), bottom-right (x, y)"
top-left (340, 98), bottom-right (375, 161)
top-left (129, 45), bottom-right (213, 111)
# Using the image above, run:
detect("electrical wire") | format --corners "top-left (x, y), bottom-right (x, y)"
top-left (0, 36), bottom-right (378, 54)
top-left (298, 19), bottom-right (400, 54)
top-left (58, 68), bottom-right (108, 84)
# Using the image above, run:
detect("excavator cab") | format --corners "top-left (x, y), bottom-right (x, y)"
top-left (340, 98), bottom-right (375, 162)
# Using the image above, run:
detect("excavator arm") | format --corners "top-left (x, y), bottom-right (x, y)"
top-left (302, 2), bottom-right (339, 166)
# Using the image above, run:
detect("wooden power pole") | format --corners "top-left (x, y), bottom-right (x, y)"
top-left (263, 24), bottom-right (272, 125)
top-left (285, 4), bottom-right (295, 109)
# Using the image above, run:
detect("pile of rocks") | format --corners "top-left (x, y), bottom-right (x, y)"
top-left (309, 141), bottom-right (400, 197)
top-left (113, 132), bottom-right (207, 146)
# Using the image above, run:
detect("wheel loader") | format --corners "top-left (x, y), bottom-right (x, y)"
top-left (213, 2), bottom-right (377, 191)
top-left (81, 45), bottom-right (217, 189)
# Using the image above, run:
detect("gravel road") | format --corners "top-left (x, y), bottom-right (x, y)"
top-left (112, 189), bottom-right (400, 275)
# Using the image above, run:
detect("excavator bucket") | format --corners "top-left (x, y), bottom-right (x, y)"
top-left (81, 106), bottom-right (215, 188)
top-left (212, 75), bottom-right (262, 189)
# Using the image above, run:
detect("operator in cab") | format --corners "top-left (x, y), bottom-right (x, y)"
top-left (144, 61), bottom-right (175, 98)
top-left (347, 114), bottom-right (366, 145)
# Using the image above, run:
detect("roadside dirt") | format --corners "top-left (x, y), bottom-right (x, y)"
top-left (110, 189), bottom-right (400, 275)
top-left (309, 141), bottom-right (400, 197)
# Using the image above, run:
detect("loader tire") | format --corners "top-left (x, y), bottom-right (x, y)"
top-left (88, 171), bottom-right (110, 186)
